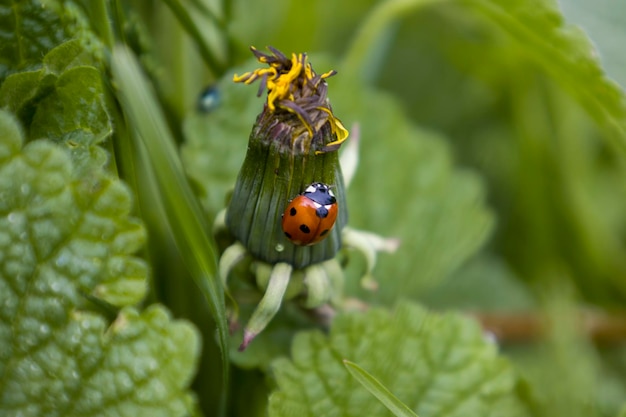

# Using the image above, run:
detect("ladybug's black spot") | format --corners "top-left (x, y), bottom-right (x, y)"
top-left (289, 207), bottom-right (297, 216)
top-left (320, 229), bottom-right (329, 236)
top-left (315, 206), bottom-right (329, 218)
top-left (299, 224), bottom-right (311, 234)
top-left (284, 232), bottom-right (292, 239)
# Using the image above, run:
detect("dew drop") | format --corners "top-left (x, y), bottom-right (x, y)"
top-left (39, 324), bottom-right (50, 336)
top-left (275, 243), bottom-right (285, 252)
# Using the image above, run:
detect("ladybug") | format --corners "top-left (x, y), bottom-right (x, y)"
top-left (281, 183), bottom-right (338, 246)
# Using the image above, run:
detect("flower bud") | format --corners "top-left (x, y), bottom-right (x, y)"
top-left (226, 47), bottom-right (349, 269)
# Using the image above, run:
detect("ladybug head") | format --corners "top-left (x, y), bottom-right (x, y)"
top-left (303, 182), bottom-right (336, 205)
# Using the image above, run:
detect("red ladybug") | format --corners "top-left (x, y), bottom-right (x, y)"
top-left (281, 183), bottom-right (338, 246)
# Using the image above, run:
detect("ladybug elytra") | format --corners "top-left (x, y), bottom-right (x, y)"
top-left (281, 183), bottom-right (338, 246)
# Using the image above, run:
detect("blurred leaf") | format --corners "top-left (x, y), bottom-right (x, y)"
top-left (374, 0), bottom-right (626, 304)
top-left (0, 110), bottom-right (200, 416)
top-left (559, 0), bottom-right (626, 87)
top-left (0, 38), bottom-right (109, 141)
top-left (29, 65), bottom-right (111, 142)
top-left (505, 281), bottom-right (624, 417)
top-left (465, 0), bottom-right (626, 152)
top-left (344, 360), bottom-right (420, 417)
top-left (227, 0), bottom-right (377, 62)
top-left (373, 0), bottom-right (626, 152)
top-left (111, 45), bottom-right (230, 392)
top-left (268, 301), bottom-right (530, 417)
top-left (420, 254), bottom-right (536, 311)
top-left (42, 38), bottom-right (98, 74)
top-left (0, 38), bottom-right (111, 180)
top-left (0, 0), bottom-right (68, 79)
top-left (331, 78), bottom-right (493, 300)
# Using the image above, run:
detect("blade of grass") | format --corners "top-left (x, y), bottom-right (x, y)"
top-left (342, 0), bottom-right (445, 82)
top-left (344, 360), bottom-right (420, 417)
top-left (160, 0), bottom-right (227, 76)
top-left (111, 45), bottom-right (229, 413)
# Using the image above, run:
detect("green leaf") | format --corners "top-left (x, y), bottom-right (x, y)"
top-left (42, 38), bottom-right (98, 75)
top-left (331, 79), bottom-right (493, 300)
top-left (464, 0), bottom-right (626, 153)
top-left (559, 0), bottom-right (626, 87)
top-left (0, 303), bottom-right (200, 417)
top-left (0, 70), bottom-right (49, 117)
top-left (367, 0), bottom-right (626, 153)
top-left (268, 301), bottom-right (530, 417)
top-left (0, 0), bottom-right (68, 79)
top-left (421, 254), bottom-right (536, 311)
top-left (343, 360), bottom-right (419, 417)
top-left (0, 110), bottom-right (146, 308)
top-left (30, 65), bottom-right (111, 143)
top-left (0, 110), bottom-right (200, 416)
top-left (110, 45), bottom-right (229, 389)
top-left (0, 39), bottom-right (112, 148)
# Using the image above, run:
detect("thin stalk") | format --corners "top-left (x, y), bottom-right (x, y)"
top-left (160, 0), bottom-right (227, 76)
top-left (342, 0), bottom-right (444, 82)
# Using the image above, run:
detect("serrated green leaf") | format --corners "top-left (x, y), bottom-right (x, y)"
top-left (0, 110), bottom-right (200, 416)
top-left (0, 303), bottom-right (200, 417)
top-left (343, 360), bottom-right (419, 417)
top-left (0, 109), bottom-right (146, 310)
top-left (30, 65), bottom-right (111, 143)
top-left (0, 70), bottom-right (47, 115)
top-left (268, 301), bottom-right (530, 417)
top-left (0, 39), bottom-right (112, 148)
top-left (0, 0), bottom-right (68, 79)
top-left (43, 38), bottom-right (96, 75)
top-left (559, 0), bottom-right (626, 87)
